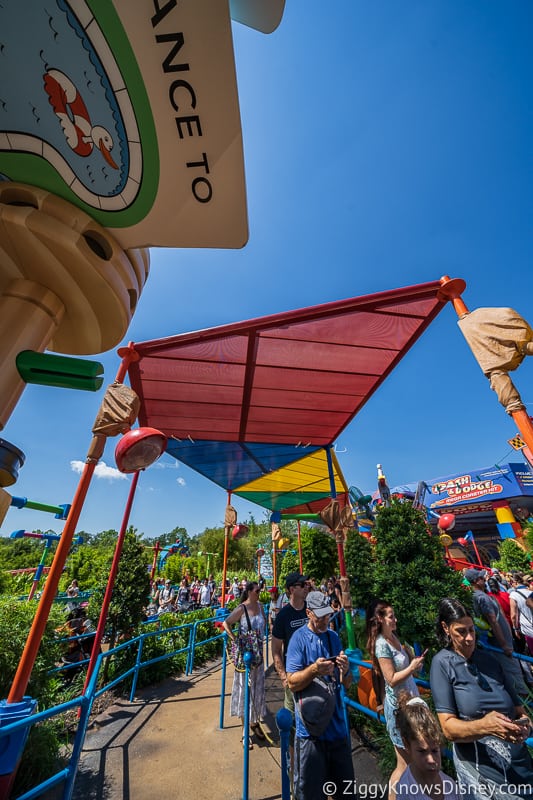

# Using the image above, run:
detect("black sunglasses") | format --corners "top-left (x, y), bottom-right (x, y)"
top-left (467, 662), bottom-right (492, 692)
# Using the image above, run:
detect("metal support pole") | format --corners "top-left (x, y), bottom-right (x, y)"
top-left (241, 650), bottom-right (253, 800)
top-left (297, 520), bottom-right (303, 573)
top-left (7, 343), bottom-right (136, 706)
top-left (81, 469), bottom-right (141, 700)
top-left (27, 540), bottom-right (51, 601)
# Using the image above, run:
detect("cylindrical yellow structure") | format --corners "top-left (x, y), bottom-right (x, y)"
top-left (0, 183), bottom-right (149, 428)
top-left (0, 280), bottom-right (64, 428)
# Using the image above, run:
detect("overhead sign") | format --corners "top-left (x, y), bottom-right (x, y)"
top-left (0, 0), bottom-right (248, 249)
top-left (427, 463), bottom-right (533, 511)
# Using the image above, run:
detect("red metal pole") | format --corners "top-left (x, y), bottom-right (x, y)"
top-left (471, 536), bottom-right (483, 568)
top-left (7, 346), bottom-right (137, 704)
top-left (221, 492), bottom-right (231, 607)
top-left (151, 541), bottom-right (161, 581)
top-left (81, 470), bottom-right (140, 698)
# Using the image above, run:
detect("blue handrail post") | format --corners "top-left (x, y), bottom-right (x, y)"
top-left (129, 635), bottom-right (144, 702)
top-left (62, 653), bottom-right (102, 800)
top-left (241, 650), bottom-right (253, 800)
top-left (187, 622), bottom-right (198, 675)
top-left (276, 707), bottom-right (292, 800)
top-left (215, 608), bottom-right (230, 729)
top-left (219, 634), bottom-right (229, 729)
top-left (0, 696), bottom-right (38, 798)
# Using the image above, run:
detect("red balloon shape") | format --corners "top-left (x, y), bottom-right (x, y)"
top-left (457, 537), bottom-right (468, 547)
top-left (438, 513), bottom-right (456, 531)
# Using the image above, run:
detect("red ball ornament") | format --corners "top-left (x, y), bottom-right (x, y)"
top-left (438, 513), bottom-right (456, 531)
top-left (232, 523), bottom-right (249, 540)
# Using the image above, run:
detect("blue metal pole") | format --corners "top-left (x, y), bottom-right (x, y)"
top-left (219, 633), bottom-right (228, 729)
top-left (276, 707), bottom-right (292, 800)
top-left (325, 445), bottom-right (337, 499)
top-left (241, 650), bottom-right (253, 800)
top-left (129, 636), bottom-right (144, 702)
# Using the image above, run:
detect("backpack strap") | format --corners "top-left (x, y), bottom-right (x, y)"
top-left (242, 604), bottom-right (253, 631)
top-left (515, 589), bottom-right (533, 623)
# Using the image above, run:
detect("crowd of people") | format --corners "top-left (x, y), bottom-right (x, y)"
top-left (221, 568), bottom-right (533, 800)
top-left (146, 574), bottom-right (265, 617)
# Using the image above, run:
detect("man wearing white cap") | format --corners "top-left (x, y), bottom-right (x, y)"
top-left (286, 590), bottom-right (354, 800)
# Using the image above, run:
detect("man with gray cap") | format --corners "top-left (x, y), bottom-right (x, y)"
top-left (467, 567), bottom-right (530, 697)
top-left (286, 590), bottom-right (353, 800)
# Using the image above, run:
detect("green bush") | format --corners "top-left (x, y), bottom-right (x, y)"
top-left (492, 538), bottom-right (532, 573)
top-left (371, 500), bottom-right (470, 649)
top-left (344, 530), bottom-right (374, 611)
top-left (0, 598), bottom-right (64, 703)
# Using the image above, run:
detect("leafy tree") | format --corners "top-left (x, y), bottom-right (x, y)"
top-left (279, 549), bottom-right (299, 587)
top-left (62, 539), bottom-right (114, 591)
top-left (195, 525), bottom-right (253, 573)
top-left (88, 528), bottom-right (151, 657)
top-left (344, 529), bottom-right (374, 611)
top-left (371, 500), bottom-right (469, 649)
top-left (91, 528), bottom-right (120, 548)
top-left (522, 522), bottom-right (533, 557)
top-left (143, 526), bottom-right (190, 549)
top-left (0, 536), bottom-right (47, 571)
top-left (300, 525), bottom-right (338, 582)
top-left (165, 552), bottom-right (193, 583)
top-left (492, 538), bottom-right (532, 573)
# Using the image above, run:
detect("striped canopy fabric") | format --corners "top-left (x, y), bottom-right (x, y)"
top-left (127, 279), bottom-right (450, 502)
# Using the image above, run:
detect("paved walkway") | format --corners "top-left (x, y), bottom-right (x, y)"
top-left (72, 661), bottom-right (385, 800)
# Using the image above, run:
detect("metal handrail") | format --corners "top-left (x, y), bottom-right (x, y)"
top-left (0, 611), bottom-right (224, 800)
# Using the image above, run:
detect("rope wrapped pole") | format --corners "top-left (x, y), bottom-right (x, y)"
top-left (7, 344), bottom-right (139, 704)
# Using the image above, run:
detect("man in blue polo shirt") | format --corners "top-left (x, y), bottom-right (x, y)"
top-left (286, 591), bottom-right (354, 800)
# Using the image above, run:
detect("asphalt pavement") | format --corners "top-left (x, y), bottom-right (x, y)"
top-left (71, 660), bottom-right (386, 800)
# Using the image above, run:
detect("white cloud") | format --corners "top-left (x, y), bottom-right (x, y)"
top-left (176, 477), bottom-right (186, 487)
top-left (70, 460), bottom-right (127, 481)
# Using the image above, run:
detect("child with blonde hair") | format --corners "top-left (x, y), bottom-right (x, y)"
top-left (393, 692), bottom-right (459, 800)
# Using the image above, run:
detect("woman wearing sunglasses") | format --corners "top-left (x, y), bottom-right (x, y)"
top-left (430, 598), bottom-right (532, 799)
top-left (223, 581), bottom-right (267, 747)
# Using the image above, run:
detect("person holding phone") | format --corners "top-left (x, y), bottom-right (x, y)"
top-left (366, 600), bottom-right (427, 799)
top-left (430, 598), bottom-right (532, 799)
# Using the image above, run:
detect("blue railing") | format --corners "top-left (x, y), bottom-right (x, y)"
top-left (341, 650), bottom-right (533, 748)
top-left (4, 612), bottom-right (532, 800)
top-left (0, 612), bottom-right (224, 800)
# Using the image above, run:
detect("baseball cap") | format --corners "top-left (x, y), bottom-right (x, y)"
top-left (285, 572), bottom-right (308, 589)
top-left (464, 568), bottom-right (487, 584)
top-left (306, 591), bottom-right (334, 618)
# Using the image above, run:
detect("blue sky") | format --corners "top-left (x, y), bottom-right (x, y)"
top-left (2, 1), bottom-right (532, 541)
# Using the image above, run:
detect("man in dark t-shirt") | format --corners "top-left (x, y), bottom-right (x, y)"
top-left (272, 572), bottom-right (310, 714)
top-left (467, 567), bottom-right (530, 697)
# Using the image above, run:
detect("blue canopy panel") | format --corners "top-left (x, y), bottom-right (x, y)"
top-left (165, 439), bottom-right (322, 491)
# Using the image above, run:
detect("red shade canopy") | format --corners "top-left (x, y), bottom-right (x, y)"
top-left (126, 279), bottom-right (452, 490)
